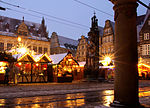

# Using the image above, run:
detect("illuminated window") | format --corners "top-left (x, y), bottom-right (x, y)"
top-left (27, 46), bottom-right (31, 50)
top-left (33, 46), bottom-right (37, 52)
top-left (0, 42), bottom-right (4, 51)
top-left (144, 33), bottom-right (149, 40)
top-left (7, 43), bottom-right (12, 50)
top-left (44, 48), bottom-right (48, 54)
top-left (106, 36), bottom-right (108, 42)
top-left (103, 37), bottom-right (106, 43)
top-left (110, 36), bottom-right (112, 42)
top-left (108, 47), bottom-right (110, 53)
top-left (142, 44), bottom-right (150, 55)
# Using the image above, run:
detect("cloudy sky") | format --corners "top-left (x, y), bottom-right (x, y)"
top-left (0, 0), bottom-right (149, 39)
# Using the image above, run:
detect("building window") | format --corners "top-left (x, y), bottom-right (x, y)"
top-left (148, 20), bottom-right (150, 25)
top-left (142, 44), bottom-right (150, 55)
top-left (44, 48), bottom-right (48, 54)
top-left (82, 40), bottom-right (84, 43)
top-left (0, 42), bottom-right (4, 51)
top-left (33, 46), bottom-right (37, 52)
top-left (111, 46), bottom-right (113, 52)
top-left (108, 47), bottom-right (110, 53)
top-left (103, 48), bottom-right (106, 54)
top-left (144, 33), bottom-right (149, 40)
top-left (105, 37), bottom-right (107, 42)
top-left (82, 46), bottom-right (84, 49)
top-left (110, 36), bottom-right (112, 42)
top-left (7, 43), bottom-right (12, 50)
top-left (82, 52), bottom-right (84, 55)
top-left (39, 47), bottom-right (42, 54)
top-left (27, 46), bottom-right (31, 50)
top-left (108, 28), bottom-right (111, 34)
top-left (103, 37), bottom-right (106, 43)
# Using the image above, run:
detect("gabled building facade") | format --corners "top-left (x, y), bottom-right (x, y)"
top-left (0, 16), bottom-right (50, 55)
top-left (139, 8), bottom-right (150, 65)
top-left (50, 32), bottom-right (78, 56)
top-left (99, 20), bottom-right (115, 61)
top-left (75, 35), bottom-right (88, 62)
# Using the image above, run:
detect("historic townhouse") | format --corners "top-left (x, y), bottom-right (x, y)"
top-left (139, 8), bottom-right (150, 65)
top-left (50, 32), bottom-right (78, 56)
top-left (75, 35), bottom-right (88, 62)
top-left (99, 20), bottom-right (115, 62)
top-left (0, 16), bottom-right (50, 55)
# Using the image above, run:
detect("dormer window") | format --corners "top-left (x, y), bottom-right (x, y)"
top-left (144, 33), bottom-right (149, 40)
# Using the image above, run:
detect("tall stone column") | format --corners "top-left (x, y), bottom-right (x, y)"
top-left (109, 0), bottom-right (140, 107)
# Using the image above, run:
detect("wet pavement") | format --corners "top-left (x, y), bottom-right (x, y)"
top-left (0, 88), bottom-right (150, 108)
top-left (0, 80), bottom-right (149, 108)
top-left (0, 90), bottom-right (114, 108)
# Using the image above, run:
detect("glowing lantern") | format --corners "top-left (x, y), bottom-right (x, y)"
top-left (18, 37), bottom-right (21, 42)
top-left (36, 63), bottom-right (39, 66)
top-left (68, 59), bottom-right (72, 61)
top-left (18, 62), bottom-right (22, 66)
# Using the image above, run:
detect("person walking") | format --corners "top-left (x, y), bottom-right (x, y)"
top-left (14, 65), bottom-right (19, 84)
top-left (4, 65), bottom-right (10, 85)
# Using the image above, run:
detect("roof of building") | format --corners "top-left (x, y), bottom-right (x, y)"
top-left (78, 61), bottom-right (86, 67)
top-left (136, 15), bottom-right (146, 26)
top-left (0, 16), bottom-right (49, 41)
top-left (0, 16), bottom-right (40, 33)
top-left (110, 20), bottom-right (115, 32)
top-left (143, 3), bottom-right (150, 25)
top-left (137, 3), bottom-right (150, 42)
top-left (49, 53), bottom-right (67, 64)
top-left (98, 26), bottom-right (104, 36)
top-left (58, 35), bottom-right (78, 47)
top-left (136, 15), bottom-right (146, 42)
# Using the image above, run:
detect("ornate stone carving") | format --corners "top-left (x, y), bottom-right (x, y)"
top-left (113, 2), bottom-right (138, 21)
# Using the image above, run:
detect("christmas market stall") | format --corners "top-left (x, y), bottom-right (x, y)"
top-left (50, 52), bottom-right (79, 82)
top-left (99, 57), bottom-right (114, 81)
top-left (13, 53), bottom-right (52, 83)
top-left (33, 54), bottom-right (52, 82)
top-left (13, 53), bottom-right (35, 83)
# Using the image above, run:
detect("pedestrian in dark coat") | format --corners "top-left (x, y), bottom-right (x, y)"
top-left (4, 65), bottom-right (10, 85)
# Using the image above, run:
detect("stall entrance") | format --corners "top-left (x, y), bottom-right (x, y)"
top-left (15, 53), bottom-right (52, 83)
top-left (16, 62), bottom-right (48, 83)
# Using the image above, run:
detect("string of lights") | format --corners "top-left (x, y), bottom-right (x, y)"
top-left (73, 0), bottom-right (113, 17)
top-left (7, 8), bottom-right (89, 30)
top-left (0, 0), bottom-right (89, 28)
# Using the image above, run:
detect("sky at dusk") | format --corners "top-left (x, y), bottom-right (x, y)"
top-left (0, 0), bottom-right (149, 40)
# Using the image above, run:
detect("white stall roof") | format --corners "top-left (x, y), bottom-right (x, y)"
top-left (49, 53), bottom-right (67, 64)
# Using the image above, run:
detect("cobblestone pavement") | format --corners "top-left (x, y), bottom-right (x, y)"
top-left (0, 80), bottom-right (149, 107)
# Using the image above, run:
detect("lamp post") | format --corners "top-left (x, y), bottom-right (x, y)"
top-left (109, 0), bottom-right (140, 107)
